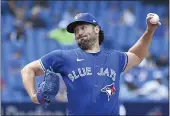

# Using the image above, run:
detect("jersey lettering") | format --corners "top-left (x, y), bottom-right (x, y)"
top-left (78, 68), bottom-right (86, 77)
top-left (72, 70), bottom-right (79, 79)
top-left (68, 67), bottom-right (116, 82)
top-left (86, 67), bottom-right (92, 76)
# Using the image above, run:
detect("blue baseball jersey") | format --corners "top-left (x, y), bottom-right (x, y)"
top-left (39, 47), bottom-right (128, 115)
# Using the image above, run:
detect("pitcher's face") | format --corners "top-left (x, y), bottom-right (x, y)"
top-left (74, 24), bottom-right (99, 50)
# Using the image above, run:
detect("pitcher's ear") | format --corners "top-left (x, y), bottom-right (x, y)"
top-left (94, 26), bottom-right (100, 34)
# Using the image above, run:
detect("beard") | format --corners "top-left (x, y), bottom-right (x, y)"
top-left (77, 37), bottom-right (97, 50)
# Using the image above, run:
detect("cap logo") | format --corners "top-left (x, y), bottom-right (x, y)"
top-left (75, 13), bottom-right (83, 19)
top-left (93, 20), bottom-right (96, 22)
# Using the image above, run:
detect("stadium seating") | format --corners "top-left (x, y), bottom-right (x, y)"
top-left (1, 1), bottom-right (168, 102)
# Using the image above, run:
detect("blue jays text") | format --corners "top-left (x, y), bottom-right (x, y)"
top-left (68, 67), bottom-right (116, 82)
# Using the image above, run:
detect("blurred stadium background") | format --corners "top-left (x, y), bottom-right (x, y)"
top-left (1, 0), bottom-right (169, 115)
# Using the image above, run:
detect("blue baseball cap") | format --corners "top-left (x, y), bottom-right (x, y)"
top-left (67, 13), bottom-right (100, 33)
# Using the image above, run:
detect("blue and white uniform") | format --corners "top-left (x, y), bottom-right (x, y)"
top-left (39, 47), bottom-right (128, 115)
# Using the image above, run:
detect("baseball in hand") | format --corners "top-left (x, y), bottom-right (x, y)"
top-left (150, 14), bottom-right (160, 24)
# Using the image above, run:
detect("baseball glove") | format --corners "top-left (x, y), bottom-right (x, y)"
top-left (36, 70), bottom-right (60, 108)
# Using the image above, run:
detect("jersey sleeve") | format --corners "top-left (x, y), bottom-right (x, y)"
top-left (39, 50), bottom-right (63, 73)
top-left (118, 52), bottom-right (128, 72)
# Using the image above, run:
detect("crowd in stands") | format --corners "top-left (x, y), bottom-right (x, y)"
top-left (1, 1), bottom-right (168, 102)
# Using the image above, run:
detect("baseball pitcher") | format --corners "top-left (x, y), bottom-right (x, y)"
top-left (21, 13), bottom-right (161, 115)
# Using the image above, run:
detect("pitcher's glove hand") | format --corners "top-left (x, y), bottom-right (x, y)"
top-left (36, 71), bottom-right (60, 108)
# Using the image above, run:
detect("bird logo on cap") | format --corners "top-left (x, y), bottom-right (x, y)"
top-left (75, 13), bottom-right (83, 19)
